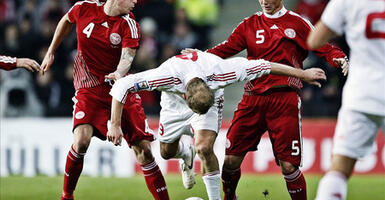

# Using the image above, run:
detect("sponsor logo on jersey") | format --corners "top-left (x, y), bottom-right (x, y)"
top-left (109, 33), bottom-right (121, 45)
top-left (134, 81), bottom-right (149, 90)
top-left (75, 111), bottom-right (85, 119)
top-left (101, 21), bottom-right (109, 28)
top-left (284, 28), bottom-right (296, 38)
top-left (270, 24), bottom-right (278, 29)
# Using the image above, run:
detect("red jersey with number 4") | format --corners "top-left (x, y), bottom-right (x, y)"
top-left (207, 7), bottom-right (346, 94)
top-left (68, 1), bottom-right (140, 90)
top-left (0, 55), bottom-right (17, 70)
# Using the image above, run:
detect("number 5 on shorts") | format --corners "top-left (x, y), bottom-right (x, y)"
top-left (291, 140), bottom-right (300, 156)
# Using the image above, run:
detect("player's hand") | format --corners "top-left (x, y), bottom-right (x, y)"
top-left (302, 68), bottom-right (327, 88)
top-left (16, 58), bottom-right (40, 72)
top-left (40, 52), bottom-right (55, 75)
top-left (105, 71), bottom-right (123, 82)
top-left (181, 48), bottom-right (199, 55)
top-left (333, 57), bottom-right (349, 76)
top-left (107, 125), bottom-right (123, 146)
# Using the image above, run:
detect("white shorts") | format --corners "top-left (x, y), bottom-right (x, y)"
top-left (333, 107), bottom-right (385, 158)
top-left (158, 92), bottom-right (223, 143)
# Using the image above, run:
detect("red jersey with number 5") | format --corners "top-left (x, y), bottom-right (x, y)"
top-left (207, 7), bottom-right (346, 94)
top-left (67, 1), bottom-right (140, 90)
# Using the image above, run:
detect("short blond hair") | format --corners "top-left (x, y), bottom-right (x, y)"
top-left (185, 78), bottom-right (214, 114)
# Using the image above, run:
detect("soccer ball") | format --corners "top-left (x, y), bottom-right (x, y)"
top-left (185, 197), bottom-right (204, 200)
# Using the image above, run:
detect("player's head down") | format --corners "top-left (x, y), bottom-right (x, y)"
top-left (185, 77), bottom-right (214, 115)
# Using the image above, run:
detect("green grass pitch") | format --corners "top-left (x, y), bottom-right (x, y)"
top-left (1, 174), bottom-right (384, 199)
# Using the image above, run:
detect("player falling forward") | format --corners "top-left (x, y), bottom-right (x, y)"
top-left (40, 0), bottom-right (169, 199)
top-left (307, 0), bottom-right (385, 199)
top-left (0, 55), bottom-right (40, 72)
top-left (108, 50), bottom-right (326, 200)
top-left (182, 0), bottom-right (348, 199)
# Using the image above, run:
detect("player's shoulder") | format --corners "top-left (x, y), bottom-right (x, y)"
top-left (121, 13), bottom-right (140, 38)
top-left (286, 10), bottom-right (314, 28)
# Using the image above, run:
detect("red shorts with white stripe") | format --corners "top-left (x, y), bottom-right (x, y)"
top-left (225, 87), bottom-right (303, 167)
top-left (72, 83), bottom-right (154, 146)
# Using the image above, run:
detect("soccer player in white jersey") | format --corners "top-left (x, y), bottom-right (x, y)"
top-left (307, 0), bottom-right (385, 199)
top-left (108, 50), bottom-right (326, 200)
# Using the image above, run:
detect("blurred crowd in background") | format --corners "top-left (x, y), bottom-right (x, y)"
top-left (0, 0), bottom-right (349, 118)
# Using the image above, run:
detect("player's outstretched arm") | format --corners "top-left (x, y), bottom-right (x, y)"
top-left (270, 62), bottom-right (327, 87)
top-left (41, 14), bottom-right (73, 75)
top-left (105, 48), bottom-right (136, 82)
top-left (307, 21), bottom-right (349, 76)
top-left (107, 98), bottom-right (124, 146)
top-left (17, 58), bottom-right (40, 72)
top-left (307, 21), bottom-right (336, 50)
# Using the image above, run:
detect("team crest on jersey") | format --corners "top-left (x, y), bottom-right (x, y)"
top-left (284, 28), bottom-right (296, 38)
top-left (75, 111), bottom-right (85, 119)
top-left (109, 33), bottom-right (121, 45)
top-left (135, 81), bottom-right (149, 91)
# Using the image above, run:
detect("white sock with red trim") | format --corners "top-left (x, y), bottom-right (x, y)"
top-left (315, 171), bottom-right (347, 200)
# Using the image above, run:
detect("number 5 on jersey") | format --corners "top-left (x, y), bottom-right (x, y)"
top-left (83, 22), bottom-right (95, 38)
top-left (256, 30), bottom-right (265, 44)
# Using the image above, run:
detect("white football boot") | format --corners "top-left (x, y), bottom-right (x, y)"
top-left (179, 144), bottom-right (196, 189)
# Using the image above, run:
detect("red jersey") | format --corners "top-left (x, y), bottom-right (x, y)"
top-left (207, 7), bottom-right (346, 94)
top-left (68, 1), bottom-right (140, 90)
top-left (0, 55), bottom-right (17, 71)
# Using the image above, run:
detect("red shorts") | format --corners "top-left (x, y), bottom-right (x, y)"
top-left (72, 83), bottom-right (154, 146)
top-left (226, 87), bottom-right (303, 167)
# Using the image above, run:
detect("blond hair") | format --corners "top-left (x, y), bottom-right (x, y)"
top-left (185, 78), bottom-right (214, 114)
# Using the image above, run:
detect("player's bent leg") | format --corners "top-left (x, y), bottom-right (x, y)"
top-left (315, 154), bottom-right (357, 200)
top-left (132, 140), bottom-right (170, 200)
top-left (222, 155), bottom-right (245, 200)
top-left (279, 160), bottom-right (307, 200)
top-left (62, 124), bottom-right (93, 200)
top-left (160, 138), bottom-right (197, 189)
top-left (195, 129), bottom-right (221, 200)
top-left (160, 139), bottom-right (180, 160)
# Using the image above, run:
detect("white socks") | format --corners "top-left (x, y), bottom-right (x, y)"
top-left (202, 172), bottom-right (221, 200)
top-left (315, 171), bottom-right (347, 200)
top-left (175, 141), bottom-right (190, 160)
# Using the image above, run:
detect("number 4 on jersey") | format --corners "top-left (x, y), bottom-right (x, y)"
top-left (83, 22), bottom-right (95, 38)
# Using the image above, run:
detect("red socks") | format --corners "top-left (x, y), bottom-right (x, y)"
top-left (284, 169), bottom-right (307, 200)
top-left (62, 146), bottom-right (85, 199)
top-left (222, 167), bottom-right (241, 200)
top-left (141, 160), bottom-right (169, 200)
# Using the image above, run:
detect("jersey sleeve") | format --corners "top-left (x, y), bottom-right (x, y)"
top-left (67, 1), bottom-right (83, 23)
top-left (0, 55), bottom-right (17, 71)
top-left (206, 20), bottom-right (247, 58)
top-left (110, 66), bottom-right (176, 104)
top-left (321, 0), bottom-right (346, 35)
top-left (210, 57), bottom-right (271, 89)
top-left (121, 14), bottom-right (140, 49)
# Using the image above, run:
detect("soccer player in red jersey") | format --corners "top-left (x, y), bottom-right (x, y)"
top-left (0, 55), bottom-right (40, 72)
top-left (184, 0), bottom-right (348, 199)
top-left (40, 0), bottom-right (169, 199)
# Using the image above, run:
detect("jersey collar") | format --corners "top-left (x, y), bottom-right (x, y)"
top-left (263, 6), bottom-right (287, 19)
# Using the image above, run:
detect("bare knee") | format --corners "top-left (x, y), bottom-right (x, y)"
top-left (132, 140), bottom-right (154, 165)
top-left (73, 125), bottom-right (93, 153)
top-left (160, 141), bottom-right (179, 160)
top-left (279, 160), bottom-right (297, 175)
top-left (195, 143), bottom-right (214, 160)
top-left (223, 155), bottom-right (243, 170)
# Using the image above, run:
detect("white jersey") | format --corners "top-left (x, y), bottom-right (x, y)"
top-left (321, 0), bottom-right (385, 116)
top-left (110, 51), bottom-right (271, 103)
